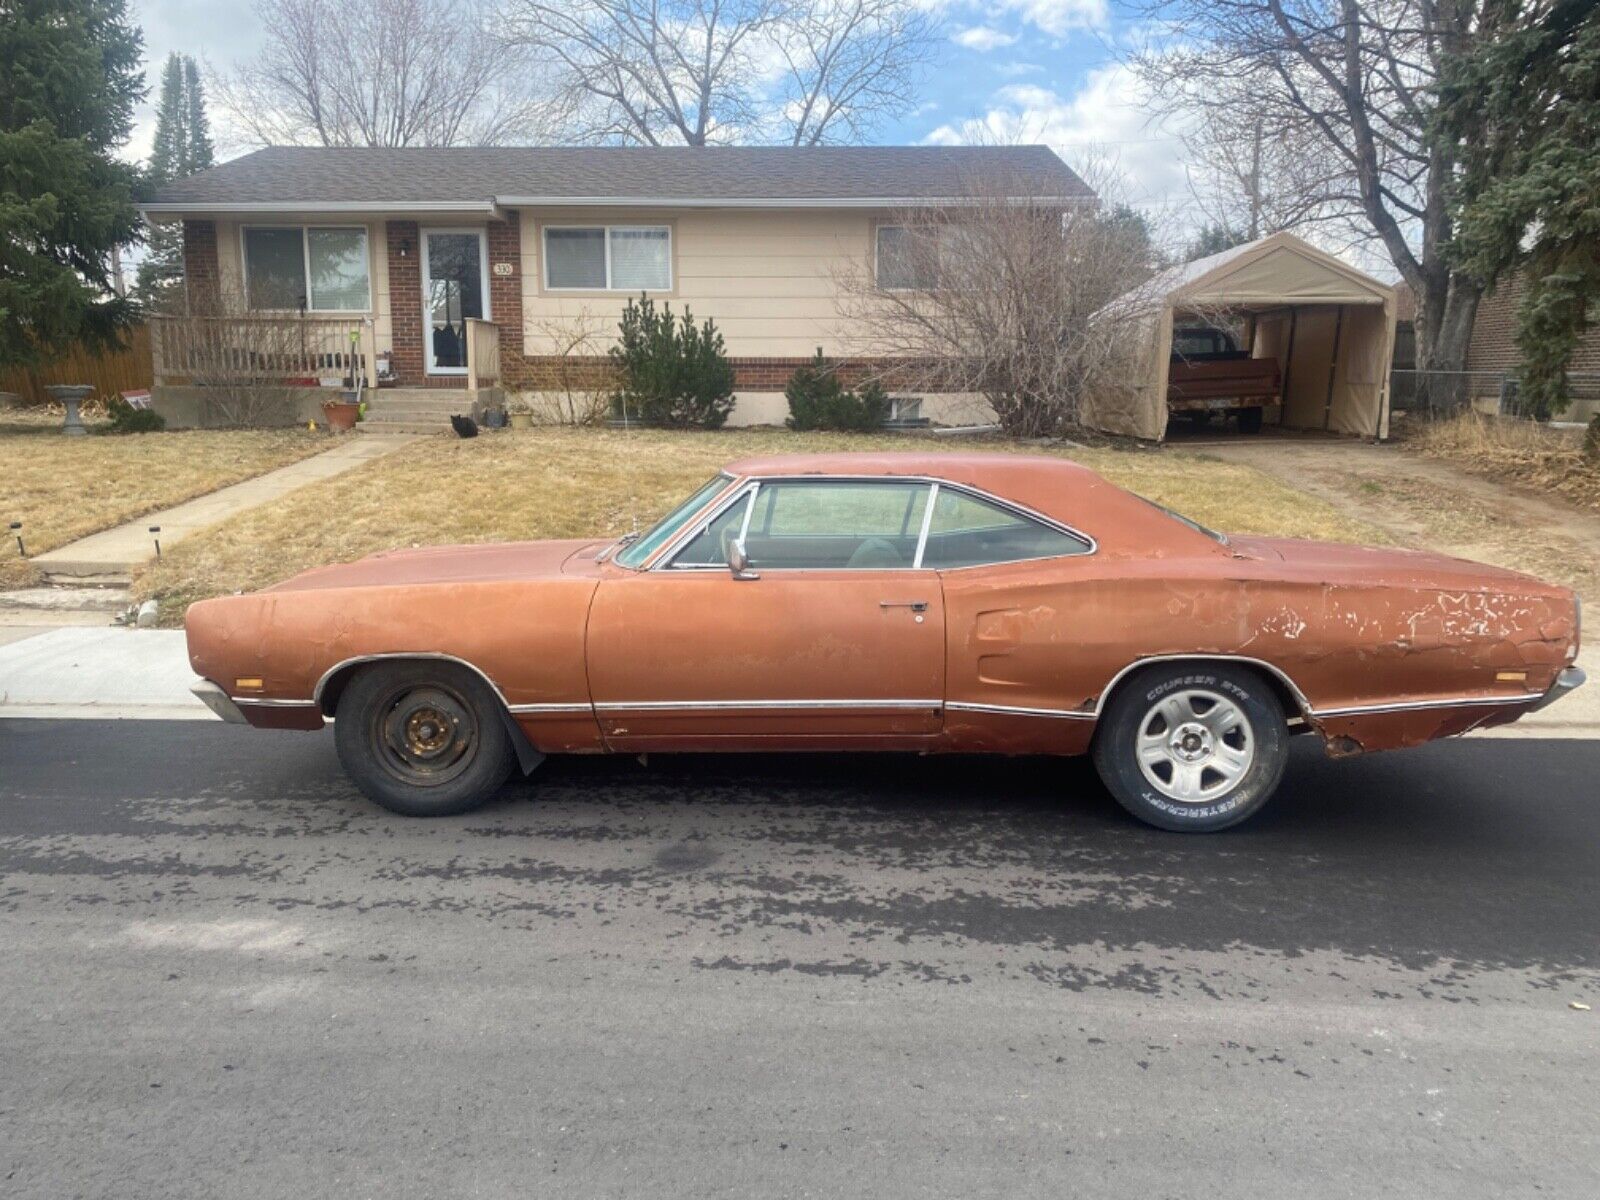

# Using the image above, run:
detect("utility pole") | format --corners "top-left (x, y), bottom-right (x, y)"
top-left (1248, 117), bottom-right (1263, 241)
top-left (110, 244), bottom-right (127, 298)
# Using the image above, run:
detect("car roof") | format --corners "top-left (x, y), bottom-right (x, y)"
top-left (722, 452), bottom-right (1208, 556)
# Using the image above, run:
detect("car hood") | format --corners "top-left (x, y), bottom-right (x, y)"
top-left (1228, 535), bottom-right (1567, 595)
top-left (264, 539), bottom-right (611, 592)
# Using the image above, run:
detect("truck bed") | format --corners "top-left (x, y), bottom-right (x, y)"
top-left (1167, 356), bottom-right (1282, 410)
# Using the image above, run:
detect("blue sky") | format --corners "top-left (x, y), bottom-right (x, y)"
top-left (129, 0), bottom-right (1185, 213)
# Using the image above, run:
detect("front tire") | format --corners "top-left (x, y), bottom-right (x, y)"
top-left (1092, 664), bottom-right (1288, 832)
top-left (334, 661), bottom-right (515, 817)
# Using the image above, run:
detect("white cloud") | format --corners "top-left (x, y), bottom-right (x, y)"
top-left (952, 26), bottom-right (1018, 51)
top-left (997, 0), bottom-right (1108, 38)
top-left (995, 61), bottom-right (1044, 78)
top-left (922, 64), bottom-right (1192, 213)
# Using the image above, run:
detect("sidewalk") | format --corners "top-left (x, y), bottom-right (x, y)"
top-left (31, 435), bottom-right (413, 580)
top-left (1, 626), bottom-right (1593, 734)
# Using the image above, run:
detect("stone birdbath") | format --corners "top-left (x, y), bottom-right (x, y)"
top-left (46, 385), bottom-right (94, 437)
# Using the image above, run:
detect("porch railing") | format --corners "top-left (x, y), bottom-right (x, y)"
top-left (150, 314), bottom-right (378, 388)
top-left (465, 318), bottom-right (500, 391)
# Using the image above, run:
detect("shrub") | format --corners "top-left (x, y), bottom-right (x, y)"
top-left (784, 352), bottom-right (891, 431)
top-left (609, 295), bottom-right (735, 429)
top-left (106, 395), bottom-right (166, 434)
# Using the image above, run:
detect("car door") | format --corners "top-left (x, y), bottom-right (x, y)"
top-left (585, 479), bottom-right (946, 750)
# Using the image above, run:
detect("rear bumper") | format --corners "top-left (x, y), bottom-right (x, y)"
top-left (1531, 666), bottom-right (1587, 712)
top-left (191, 679), bottom-right (248, 724)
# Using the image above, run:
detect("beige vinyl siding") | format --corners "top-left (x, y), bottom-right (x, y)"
top-left (518, 207), bottom-right (876, 358)
top-left (211, 216), bottom-right (393, 361)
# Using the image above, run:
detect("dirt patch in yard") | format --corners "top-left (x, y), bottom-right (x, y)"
top-left (0, 412), bottom-right (332, 588)
top-left (1203, 433), bottom-right (1600, 601)
top-left (132, 426), bottom-right (1386, 622)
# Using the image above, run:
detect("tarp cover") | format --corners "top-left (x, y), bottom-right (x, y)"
top-left (1086, 232), bottom-right (1397, 441)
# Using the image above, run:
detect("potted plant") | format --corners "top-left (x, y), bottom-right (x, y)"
top-left (508, 398), bottom-right (534, 430)
top-left (323, 330), bottom-right (364, 432)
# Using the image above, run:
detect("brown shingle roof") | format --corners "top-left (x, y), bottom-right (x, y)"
top-left (144, 145), bottom-right (1091, 210)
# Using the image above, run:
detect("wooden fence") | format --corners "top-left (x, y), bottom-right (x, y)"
top-left (0, 324), bottom-right (154, 405)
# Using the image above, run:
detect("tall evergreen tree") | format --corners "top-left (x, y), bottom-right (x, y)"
top-left (136, 52), bottom-right (213, 308)
top-left (0, 0), bottom-right (144, 368)
top-left (1438, 0), bottom-right (1599, 421)
top-left (182, 58), bottom-right (213, 175)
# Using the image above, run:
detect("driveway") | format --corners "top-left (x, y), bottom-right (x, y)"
top-left (2, 719), bottom-right (1596, 1198)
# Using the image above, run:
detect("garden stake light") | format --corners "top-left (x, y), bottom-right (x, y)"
top-left (150, 526), bottom-right (162, 559)
top-left (9, 521), bottom-right (23, 557)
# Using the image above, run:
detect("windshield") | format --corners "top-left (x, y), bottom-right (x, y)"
top-left (614, 475), bottom-right (732, 568)
top-left (1136, 495), bottom-right (1228, 545)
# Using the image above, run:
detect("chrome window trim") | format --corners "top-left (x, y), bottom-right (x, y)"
top-left (911, 482), bottom-right (939, 569)
top-left (649, 474), bottom-right (1096, 572)
top-left (621, 473), bottom-right (741, 571)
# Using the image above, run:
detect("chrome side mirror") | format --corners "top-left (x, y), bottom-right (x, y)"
top-left (728, 539), bottom-right (760, 581)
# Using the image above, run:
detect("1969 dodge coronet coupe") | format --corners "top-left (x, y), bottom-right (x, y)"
top-left (186, 453), bottom-right (1585, 831)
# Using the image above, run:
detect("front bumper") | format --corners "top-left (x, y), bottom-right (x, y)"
top-left (1530, 666), bottom-right (1587, 712)
top-left (191, 679), bottom-right (248, 724)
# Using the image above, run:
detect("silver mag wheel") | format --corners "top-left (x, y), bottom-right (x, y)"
top-left (1135, 688), bottom-right (1255, 804)
top-left (1091, 663), bottom-right (1288, 832)
top-left (371, 683), bottom-right (480, 787)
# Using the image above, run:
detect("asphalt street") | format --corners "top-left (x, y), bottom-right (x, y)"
top-left (2, 719), bottom-right (1597, 1198)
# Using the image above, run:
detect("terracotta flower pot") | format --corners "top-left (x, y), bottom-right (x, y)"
top-left (322, 400), bottom-right (360, 433)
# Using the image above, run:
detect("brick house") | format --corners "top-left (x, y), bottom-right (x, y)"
top-left (140, 145), bottom-right (1091, 429)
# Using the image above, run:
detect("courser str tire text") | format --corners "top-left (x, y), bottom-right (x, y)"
top-left (1092, 663), bottom-right (1288, 832)
top-left (335, 661), bottom-right (516, 817)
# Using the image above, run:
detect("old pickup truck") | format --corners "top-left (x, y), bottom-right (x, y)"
top-left (1168, 326), bottom-right (1282, 433)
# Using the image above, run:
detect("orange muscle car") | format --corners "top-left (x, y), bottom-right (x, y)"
top-left (186, 453), bottom-right (1585, 831)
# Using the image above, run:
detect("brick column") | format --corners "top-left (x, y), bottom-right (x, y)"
top-left (181, 219), bottom-right (220, 309)
top-left (386, 220), bottom-right (424, 384)
top-left (486, 212), bottom-right (525, 386)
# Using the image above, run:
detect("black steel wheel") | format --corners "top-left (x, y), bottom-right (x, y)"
top-left (334, 660), bottom-right (515, 817)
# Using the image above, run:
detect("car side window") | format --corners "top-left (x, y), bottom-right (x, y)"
top-left (673, 481), bottom-right (930, 570)
top-left (920, 489), bottom-right (1089, 569)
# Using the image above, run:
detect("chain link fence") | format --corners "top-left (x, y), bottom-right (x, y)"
top-left (1390, 369), bottom-right (1600, 423)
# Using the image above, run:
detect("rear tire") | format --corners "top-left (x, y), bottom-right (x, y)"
top-left (334, 660), bottom-right (515, 817)
top-left (1237, 406), bottom-right (1264, 434)
top-left (1092, 663), bottom-right (1288, 832)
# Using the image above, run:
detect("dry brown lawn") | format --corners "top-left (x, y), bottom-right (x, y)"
top-left (0, 409), bottom-right (331, 588)
top-left (133, 426), bottom-right (1386, 623)
top-left (1409, 411), bottom-right (1600, 511)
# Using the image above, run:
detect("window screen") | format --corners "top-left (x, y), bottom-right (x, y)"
top-left (920, 489), bottom-right (1088, 568)
top-left (307, 228), bottom-right (370, 310)
top-left (609, 228), bottom-right (670, 290)
top-left (545, 226), bottom-right (670, 289)
top-left (244, 228), bottom-right (306, 309)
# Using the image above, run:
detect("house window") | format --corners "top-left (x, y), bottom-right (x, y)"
top-left (242, 226), bottom-right (371, 311)
top-left (543, 226), bottom-right (671, 291)
top-left (875, 224), bottom-right (941, 291)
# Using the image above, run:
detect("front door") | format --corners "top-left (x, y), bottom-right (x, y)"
top-left (421, 230), bottom-right (487, 374)
top-left (586, 479), bottom-right (946, 750)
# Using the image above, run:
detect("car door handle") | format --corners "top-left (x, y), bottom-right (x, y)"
top-left (880, 600), bottom-right (929, 613)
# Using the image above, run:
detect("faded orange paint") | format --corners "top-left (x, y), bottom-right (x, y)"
top-left (184, 452), bottom-right (1582, 761)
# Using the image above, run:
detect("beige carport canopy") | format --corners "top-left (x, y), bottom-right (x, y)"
top-left (1082, 232), bottom-right (1398, 441)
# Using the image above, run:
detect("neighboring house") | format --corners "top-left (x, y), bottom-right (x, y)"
top-left (1392, 276), bottom-right (1599, 421)
top-left (140, 146), bottom-right (1091, 428)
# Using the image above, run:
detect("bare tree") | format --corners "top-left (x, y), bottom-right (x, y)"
top-left (527, 312), bottom-right (613, 425)
top-left (214, 0), bottom-right (562, 147)
top-left (498, 0), bottom-right (938, 146)
top-left (1128, 0), bottom-right (1486, 374)
top-left (1180, 90), bottom-right (1344, 242)
top-left (834, 164), bottom-right (1166, 438)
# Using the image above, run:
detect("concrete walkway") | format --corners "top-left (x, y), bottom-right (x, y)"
top-left (32, 435), bottom-right (413, 580)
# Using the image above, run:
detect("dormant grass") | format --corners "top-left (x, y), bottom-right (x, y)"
top-left (132, 426), bottom-right (1386, 622)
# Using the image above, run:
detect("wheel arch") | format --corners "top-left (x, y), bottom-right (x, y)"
top-left (1092, 654), bottom-right (1313, 728)
top-left (314, 652), bottom-right (544, 774)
